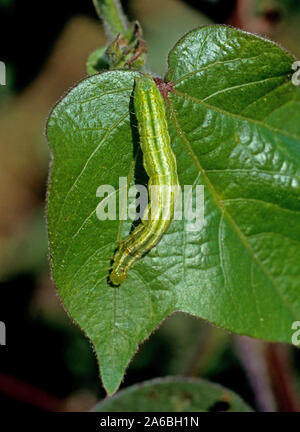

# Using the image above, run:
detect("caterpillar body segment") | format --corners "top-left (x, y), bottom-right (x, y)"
top-left (110, 75), bottom-right (179, 286)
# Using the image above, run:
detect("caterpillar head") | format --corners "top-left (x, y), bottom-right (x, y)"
top-left (110, 267), bottom-right (127, 286)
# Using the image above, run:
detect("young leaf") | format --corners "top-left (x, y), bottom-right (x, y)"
top-left (47, 26), bottom-right (300, 395)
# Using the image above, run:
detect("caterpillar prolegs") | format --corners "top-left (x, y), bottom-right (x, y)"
top-left (109, 75), bottom-right (179, 286)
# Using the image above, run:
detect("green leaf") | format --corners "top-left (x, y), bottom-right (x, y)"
top-left (165, 25), bottom-right (300, 341)
top-left (93, 377), bottom-right (252, 412)
top-left (47, 25), bottom-right (300, 395)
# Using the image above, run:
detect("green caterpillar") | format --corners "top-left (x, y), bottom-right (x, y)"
top-left (110, 74), bottom-right (179, 286)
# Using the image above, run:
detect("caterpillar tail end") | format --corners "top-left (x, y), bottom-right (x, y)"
top-left (110, 267), bottom-right (127, 286)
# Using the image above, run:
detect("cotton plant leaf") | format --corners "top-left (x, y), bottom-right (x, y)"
top-left (47, 25), bottom-right (300, 394)
top-left (94, 377), bottom-right (252, 412)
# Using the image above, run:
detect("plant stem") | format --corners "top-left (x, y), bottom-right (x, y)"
top-left (234, 336), bottom-right (277, 412)
top-left (266, 344), bottom-right (300, 412)
top-left (93, 0), bottom-right (129, 39)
